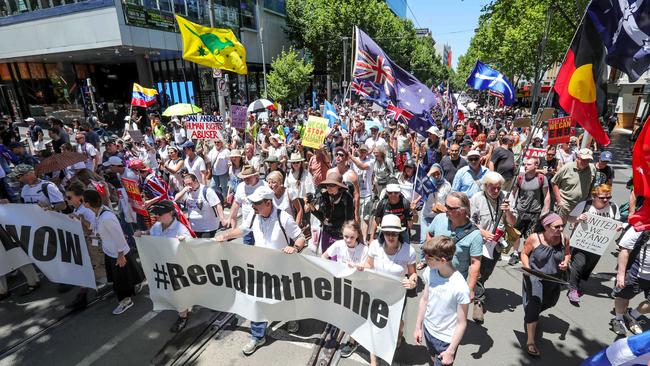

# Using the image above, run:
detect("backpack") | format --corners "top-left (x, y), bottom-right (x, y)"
top-left (514, 173), bottom-right (545, 209)
top-left (581, 199), bottom-right (618, 218)
top-left (248, 208), bottom-right (295, 247)
top-left (39, 182), bottom-right (64, 204)
top-left (626, 231), bottom-right (650, 271)
top-left (200, 185), bottom-right (224, 220)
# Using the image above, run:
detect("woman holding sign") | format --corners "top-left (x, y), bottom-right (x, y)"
top-left (566, 184), bottom-right (622, 305)
top-left (520, 213), bottom-right (571, 358)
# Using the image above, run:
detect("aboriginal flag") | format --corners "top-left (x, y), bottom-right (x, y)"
top-left (554, 18), bottom-right (610, 146)
top-left (629, 116), bottom-right (650, 231)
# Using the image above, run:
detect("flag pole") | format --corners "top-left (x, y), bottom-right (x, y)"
top-left (515, 1), bottom-right (590, 174)
top-left (343, 26), bottom-right (357, 107)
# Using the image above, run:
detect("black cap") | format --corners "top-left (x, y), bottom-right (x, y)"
top-left (149, 200), bottom-right (176, 215)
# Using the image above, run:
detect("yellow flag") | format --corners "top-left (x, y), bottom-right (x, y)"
top-left (175, 15), bottom-right (248, 74)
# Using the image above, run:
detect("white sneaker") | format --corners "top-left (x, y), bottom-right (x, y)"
top-left (112, 298), bottom-right (133, 315)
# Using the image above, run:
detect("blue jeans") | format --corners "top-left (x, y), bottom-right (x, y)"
top-left (212, 173), bottom-right (229, 196)
top-left (243, 231), bottom-right (255, 245)
top-left (251, 321), bottom-right (267, 341)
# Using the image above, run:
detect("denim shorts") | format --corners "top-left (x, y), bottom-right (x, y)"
top-left (423, 328), bottom-right (451, 366)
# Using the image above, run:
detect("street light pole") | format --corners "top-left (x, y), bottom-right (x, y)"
top-left (256, 0), bottom-right (268, 98)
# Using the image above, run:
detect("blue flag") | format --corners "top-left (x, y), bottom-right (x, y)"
top-left (588, 0), bottom-right (650, 82)
top-left (415, 162), bottom-right (437, 203)
top-left (324, 100), bottom-right (346, 130)
top-left (353, 27), bottom-right (438, 135)
top-left (466, 61), bottom-right (515, 105)
top-left (581, 331), bottom-right (650, 366)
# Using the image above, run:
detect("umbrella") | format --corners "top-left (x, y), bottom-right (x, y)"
top-left (35, 151), bottom-right (86, 175)
top-left (247, 99), bottom-right (275, 113)
top-left (364, 119), bottom-right (384, 133)
top-left (162, 104), bottom-right (202, 117)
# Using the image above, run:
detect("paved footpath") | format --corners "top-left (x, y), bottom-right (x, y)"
top-left (1, 130), bottom-right (647, 366)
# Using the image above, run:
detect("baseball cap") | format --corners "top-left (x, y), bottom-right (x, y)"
top-left (248, 185), bottom-right (274, 203)
top-left (358, 144), bottom-right (369, 151)
top-left (386, 183), bottom-right (401, 193)
top-left (426, 126), bottom-right (442, 137)
top-left (102, 156), bottom-right (124, 167)
top-left (8, 164), bottom-right (34, 179)
top-left (182, 140), bottom-right (195, 149)
top-left (578, 148), bottom-right (593, 160)
top-left (599, 151), bottom-right (613, 162)
top-left (467, 150), bottom-right (481, 158)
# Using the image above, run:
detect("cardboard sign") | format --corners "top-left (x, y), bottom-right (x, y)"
top-left (128, 129), bottom-right (144, 143)
top-left (524, 147), bottom-right (546, 159)
top-left (513, 117), bottom-right (531, 128)
top-left (230, 105), bottom-right (247, 130)
top-left (547, 116), bottom-right (576, 145)
top-left (185, 114), bottom-right (225, 139)
top-left (121, 177), bottom-right (149, 217)
top-left (301, 116), bottom-right (329, 149)
top-left (539, 108), bottom-right (556, 123)
top-left (570, 212), bottom-right (622, 256)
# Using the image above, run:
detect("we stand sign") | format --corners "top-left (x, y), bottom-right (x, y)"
top-left (0, 204), bottom-right (96, 288)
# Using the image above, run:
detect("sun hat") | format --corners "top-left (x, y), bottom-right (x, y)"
top-left (319, 171), bottom-right (347, 189)
top-left (229, 149), bottom-right (242, 158)
top-left (248, 185), bottom-right (274, 203)
top-left (237, 165), bottom-right (259, 179)
top-left (379, 214), bottom-right (405, 233)
top-left (287, 152), bottom-right (305, 162)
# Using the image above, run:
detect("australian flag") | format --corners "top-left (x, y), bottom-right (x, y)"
top-left (587, 0), bottom-right (650, 82)
top-left (466, 61), bottom-right (515, 105)
top-left (353, 27), bottom-right (438, 135)
top-left (414, 162), bottom-right (437, 203)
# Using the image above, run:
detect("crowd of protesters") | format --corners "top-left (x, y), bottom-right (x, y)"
top-left (0, 97), bottom-right (648, 364)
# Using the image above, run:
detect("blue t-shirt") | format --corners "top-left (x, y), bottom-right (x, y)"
top-left (428, 213), bottom-right (483, 278)
top-left (451, 165), bottom-right (487, 198)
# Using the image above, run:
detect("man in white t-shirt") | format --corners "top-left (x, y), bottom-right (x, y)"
top-left (182, 141), bottom-right (208, 185)
top-left (75, 132), bottom-right (99, 171)
top-left (175, 174), bottom-right (227, 237)
top-left (216, 185), bottom-right (305, 356)
top-left (171, 118), bottom-right (187, 146)
top-left (207, 136), bottom-right (231, 196)
top-left (414, 236), bottom-right (470, 366)
top-left (364, 125), bottom-right (386, 152)
top-left (10, 164), bottom-right (66, 211)
top-left (228, 165), bottom-right (267, 245)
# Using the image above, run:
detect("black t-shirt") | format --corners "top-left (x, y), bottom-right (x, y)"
top-left (490, 147), bottom-right (515, 180)
top-left (439, 156), bottom-right (467, 184)
top-left (595, 165), bottom-right (614, 185)
top-left (374, 196), bottom-right (412, 227)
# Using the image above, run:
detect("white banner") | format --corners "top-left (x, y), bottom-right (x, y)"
top-left (0, 204), bottom-right (96, 288)
top-left (136, 237), bottom-right (405, 362)
top-left (185, 114), bottom-right (225, 139)
top-left (570, 212), bottom-right (622, 256)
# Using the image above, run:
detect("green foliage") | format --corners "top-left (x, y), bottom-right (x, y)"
top-left (456, 0), bottom-right (589, 89)
top-left (285, 0), bottom-right (447, 86)
top-left (267, 47), bottom-right (314, 104)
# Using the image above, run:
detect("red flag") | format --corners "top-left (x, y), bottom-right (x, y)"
top-left (629, 116), bottom-right (650, 231)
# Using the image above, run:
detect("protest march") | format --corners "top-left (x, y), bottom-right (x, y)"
top-left (1, 1), bottom-right (650, 365)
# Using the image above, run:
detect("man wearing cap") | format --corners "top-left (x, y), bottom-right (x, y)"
top-left (183, 141), bottom-right (209, 185)
top-left (551, 148), bottom-right (596, 221)
top-left (452, 150), bottom-right (488, 199)
top-left (216, 185), bottom-right (305, 354)
top-left (207, 135), bottom-right (231, 196)
top-left (370, 180), bottom-right (412, 244)
top-left (6, 164), bottom-right (66, 211)
top-left (594, 151), bottom-right (614, 186)
top-left (170, 118), bottom-right (187, 146)
top-left (349, 144), bottom-right (375, 240)
top-left (420, 126), bottom-right (446, 167)
top-left (365, 125), bottom-right (386, 153)
top-left (228, 165), bottom-right (268, 245)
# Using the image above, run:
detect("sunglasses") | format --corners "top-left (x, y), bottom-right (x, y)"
top-left (550, 224), bottom-right (565, 230)
top-left (335, 153), bottom-right (346, 157)
top-left (597, 196), bottom-right (612, 200)
top-left (252, 200), bottom-right (266, 206)
top-left (445, 204), bottom-right (462, 211)
top-left (468, 157), bottom-right (480, 162)
top-left (326, 184), bottom-right (339, 188)
top-left (383, 232), bottom-right (399, 237)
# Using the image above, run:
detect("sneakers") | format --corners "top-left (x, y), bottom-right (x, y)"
top-left (112, 298), bottom-right (133, 315)
top-left (66, 294), bottom-right (88, 311)
top-left (170, 316), bottom-right (188, 333)
top-left (610, 318), bottom-right (627, 336)
top-left (472, 300), bottom-right (485, 324)
top-left (242, 337), bottom-right (266, 356)
top-left (567, 289), bottom-right (580, 305)
top-left (340, 341), bottom-right (358, 358)
top-left (624, 310), bottom-right (644, 335)
top-left (286, 320), bottom-right (299, 334)
top-left (508, 252), bottom-right (520, 266)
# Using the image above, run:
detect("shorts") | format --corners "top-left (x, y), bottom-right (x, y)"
top-left (616, 276), bottom-right (650, 301)
top-left (360, 195), bottom-right (374, 221)
top-left (423, 328), bottom-right (451, 366)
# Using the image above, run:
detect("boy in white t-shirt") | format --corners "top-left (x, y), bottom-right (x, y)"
top-left (414, 236), bottom-right (470, 366)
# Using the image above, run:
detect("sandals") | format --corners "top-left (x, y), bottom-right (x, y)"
top-left (526, 343), bottom-right (541, 357)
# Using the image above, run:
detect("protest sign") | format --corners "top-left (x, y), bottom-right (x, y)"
top-left (301, 116), bottom-right (329, 149)
top-left (547, 116), bottom-right (576, 145)
top-left (185, 114), bottom-right (225, 139)
top-left (121, 177), bottom-right (149, 217)
top-left (128, 130), bottom-right (144, 143)
top-left (0, 204), bottom-right (96, 288)
top-left (136, 236), bottom-right (405, 363)
top-left (524, 147), bottom-right (546, 159)
top-left (230, 105), bottom-right (247, 130)
top-left (570, 212), bottom-right (622, 256)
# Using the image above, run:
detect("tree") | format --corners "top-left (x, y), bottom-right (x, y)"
top-left (267, 47), bottom-right (314, 105)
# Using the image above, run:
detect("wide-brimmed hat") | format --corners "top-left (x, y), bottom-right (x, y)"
top-left (229, 149), bottom-right (242, 158)
top-left (319, 171), bottom-right (347, 189)
top-left (237, 165), bottom-right (259, 179)
top-left (265, 155), bottom-right (279, 163)
top-left (379, 214), bottom-right (405, 233)
top-left (427, 126), bottom-right (443, 138)
top-left (287, 152), bottom-right (304, 162)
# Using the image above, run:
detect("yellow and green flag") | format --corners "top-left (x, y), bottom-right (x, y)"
top-left (175, 15), bottom-right (248, 75)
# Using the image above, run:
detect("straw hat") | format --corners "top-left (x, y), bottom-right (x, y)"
top-left (229, 149), bottom-right (242, 158)
top-left (287, 152), bottom-right (304, 163)
top-left (237, 165), bottom-right (259, 179)
top-left (379, 214), bottom-right (405, 233)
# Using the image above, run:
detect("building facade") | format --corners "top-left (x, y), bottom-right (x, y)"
top-left (0, 0), bottom-right (288, 121)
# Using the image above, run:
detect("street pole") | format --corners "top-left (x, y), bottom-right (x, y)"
top-left (530, 5), bottom-right (553, 116)
top-left (207, 0), bottom-right (227, 118)
top-left (342, 37), bottom-right (348, 98)
top-left (256, 0), bottom-right (268, 98)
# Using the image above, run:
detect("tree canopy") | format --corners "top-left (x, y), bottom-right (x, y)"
top-left (267, 47), bottom-right (314, 105)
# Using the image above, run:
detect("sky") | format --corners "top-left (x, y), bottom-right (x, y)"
top-left (405, 0), bottom-right (491, 69)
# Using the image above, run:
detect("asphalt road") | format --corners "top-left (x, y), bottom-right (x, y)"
top-left (1, 129), bottom-right (646, 366)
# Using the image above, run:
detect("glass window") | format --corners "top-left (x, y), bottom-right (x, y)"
top-left (186, 0), bottom-right (198, 19)
top-left (263, 0), bottom-right (284, 14)
top-left (240, 0), bottom-right (256, 29)
top-left (172, 0), bottom-right (185, 15)
top-left (159, 0), bottom-right (171, 12)
top-left (143, 0), bottom-right (157, 10)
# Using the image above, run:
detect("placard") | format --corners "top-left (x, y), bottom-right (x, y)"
top-left (121, 177), bottom-right (148, 217)
top-left (301, 116), bottom-right (329, 149)
top-left (230, 105), bottom-right (247, 130)
top-left (128, 129), bottom-right (144, 143)
top-left (547, 116), bottom-right (576, 145)
top-left (185, 114), bottom-right (225, 139)
top-left (570, 212), bottom-right (622, 256)
top-left (524, 147), bottom-right (546, 159)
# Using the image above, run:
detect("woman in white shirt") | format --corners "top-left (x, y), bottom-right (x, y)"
top-left (365, 214), bottom-right (417, 366)
top-left (267, 171), bottom-right (303, 225)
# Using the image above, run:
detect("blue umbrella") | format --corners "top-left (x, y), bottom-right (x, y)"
top-left (364, 120), bottom-right (384, 133)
